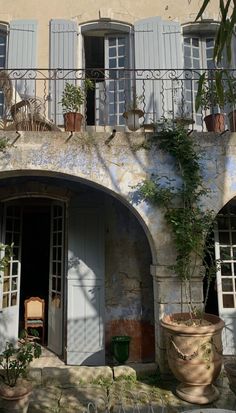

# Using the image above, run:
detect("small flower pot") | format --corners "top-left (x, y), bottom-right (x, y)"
top-left (0, 379), bottom-right (32, 413)
top-left (111, 335), bottom-right (131, 364)
top-left (64, 112), bottom-right (83, 132)
top-left (228, 110), bottom-right (236, 132)
top-left (123, 109), bottom-right (144, 131)
top-left (204, 113), bottom-right (225, 132)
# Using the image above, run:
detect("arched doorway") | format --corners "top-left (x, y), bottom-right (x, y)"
top-left (0, 174), bottom-right (155, 365)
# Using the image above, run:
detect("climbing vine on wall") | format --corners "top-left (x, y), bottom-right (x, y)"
top-left (137, 125), bottom-right (216, 319)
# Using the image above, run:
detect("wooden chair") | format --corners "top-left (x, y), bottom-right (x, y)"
top-left (24, 297), bottom-right (45, 344)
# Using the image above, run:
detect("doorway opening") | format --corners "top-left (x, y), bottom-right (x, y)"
top-left (19, 202), bottom-right (51, 344)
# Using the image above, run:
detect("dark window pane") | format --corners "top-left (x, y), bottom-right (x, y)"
top-left (218, 216), bottom-right (229, 230)
top-left (184, 37), bottom-right (191, 45)
top-left (12, 262), bottom-right (18, 276)
top-left (109, 48), bottom-right (116, 58)
top-left (109, 59), bottom-right (116, 69)
top-left (221, 263), bottom-right (232, 275)
top-left (10, 292), bottom-right (17, 306)
top-left (219, 231), bottom-right (230, 244)
top-left (192, 38), bottom-right (199, 47)
top-left (57, 277), bottom-right (61, 292)
top-left (223, 294), bottom-right (234, 308)
top-left (232, 232), bottom-right (236, 244)
top-left (109, 38), bottom-right (116, 47)
top-left (220, 246), bottom-right (231, 260)
top-left (231, 217), bottom-right (236, 230)
top-left (206, 38), bottom-right (214, 47)
top-left (11, 277), bottom-right (17, 291)
top-left (52, 276), bottom-right (56, 290)
top-left (14, 219), bottom-right (20, 232)
top-left (118, 38), bottom-right (125, 46)
top-left (53, 247), bottom-right (57, 260)
top-left (222, 278), bottom-right (233, 292)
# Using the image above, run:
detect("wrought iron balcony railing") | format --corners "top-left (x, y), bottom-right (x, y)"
top-left (0, 68), bottom-right (235, 132)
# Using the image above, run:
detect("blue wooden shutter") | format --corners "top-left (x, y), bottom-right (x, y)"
top-left (7, 20), bottom-right (38, 96)
top-left (49, 19), bottom-right (78, 125)
top-left (134, 17), bottom-right (182, 123)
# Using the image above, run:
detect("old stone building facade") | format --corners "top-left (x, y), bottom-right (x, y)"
top-left (0, 0), bottom-right (235, 372)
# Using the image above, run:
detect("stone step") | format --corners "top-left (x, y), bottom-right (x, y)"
top-left (28, 363), bottom-right (158, 386)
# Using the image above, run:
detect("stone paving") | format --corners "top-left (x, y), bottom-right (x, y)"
top-left (1, 348), bottom-right (236, 413)
top-left (26, 369), bottom-right (236, 413)
top-left (27, 363), bottom-right (236, 413)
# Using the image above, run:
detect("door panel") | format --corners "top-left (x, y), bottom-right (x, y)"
top-left (48, 203), bottom-right (64, 355)
top-left (67, 204), bottom-right (105, 365)
top-left (104, 35), bottom-right (129, 126)
top-left (0, 205), bottom-right (22, 351)
top-left (215, 211), bottom-right (236, 354)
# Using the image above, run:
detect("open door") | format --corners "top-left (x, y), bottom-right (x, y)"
top-left (47, 203), bottom-right (64, 356)
top-left (0, 204), bottom-right (22, 350)
top-left (215, 209), bottom-right (236, 354)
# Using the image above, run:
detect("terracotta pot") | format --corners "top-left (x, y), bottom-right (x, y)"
top-left (161, 313), bottom-right (225, 404)
top-left (228, 110), bottom-right (236, 132)
top-left (204, 113), bottom-right (225, 132)
top-left (0, 379), bottom-right (32, 413)
top-left (123, 109), bottom-right (144, 131)
top-left (224, 362), bottom-right (236, 396)
top-left (63, 112), bottom-right (83, 132)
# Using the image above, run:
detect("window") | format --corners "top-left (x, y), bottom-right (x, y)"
top-left (183, 35), bottom-right (215, 126)
top-left (82, 22), bottom-right (132, 127)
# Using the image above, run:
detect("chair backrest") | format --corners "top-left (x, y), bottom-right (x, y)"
top-left (24, 297), bottom-right (45, 319)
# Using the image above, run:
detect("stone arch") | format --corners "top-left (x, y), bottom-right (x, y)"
top-left (0, 169), bottom-right (157, 263)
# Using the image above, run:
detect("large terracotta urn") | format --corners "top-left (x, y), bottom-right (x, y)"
top-left (161, 312), bottom-right (225, 405)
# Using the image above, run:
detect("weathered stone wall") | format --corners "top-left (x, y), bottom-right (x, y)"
top-left (104, 196), bottom-right (154, 362)
top-left (0, 130), bottom-right (236, 370)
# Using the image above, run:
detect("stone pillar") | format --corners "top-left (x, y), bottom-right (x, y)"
top-left (150, 264), bottom-right (203, 374)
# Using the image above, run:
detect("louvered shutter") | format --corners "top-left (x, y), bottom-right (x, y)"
top-left (134, 17), bottom-right (182, 123)
top-left (49, 19), bottom-right (78, 125)
top-left (7, 20), bottom-right (38, 97)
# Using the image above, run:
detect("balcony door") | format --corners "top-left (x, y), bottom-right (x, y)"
top-left (83, 27), bottom-right (131, 127)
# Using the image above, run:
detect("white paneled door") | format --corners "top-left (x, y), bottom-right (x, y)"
top-left (48, 203), bottom-right (64, 356)
top-left (215, 210), bottom-right (236, 354)
top-left (0, 205), bottom-right (22, 351)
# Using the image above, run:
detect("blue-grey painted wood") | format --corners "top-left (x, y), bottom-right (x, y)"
top-left (134, 17), bottom-right (182, 123)
top-left (7, 20), bottom-right (38, 97)
top-left (49, 19), bottom-right (78, 125)
top-left (67, 201), bottom-right (105, 365)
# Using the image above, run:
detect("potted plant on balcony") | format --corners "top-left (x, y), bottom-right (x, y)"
top-left (60, 79), bottom-right (94, 132)
top-left (123, 94), bottom-right (144, 131)
top-left (0, 332), bottom-right (41, 413)
top-left (195, 72), bottom-right (226, 132)
top-left (137, 123), bottom-right (224, 405)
